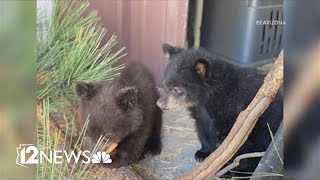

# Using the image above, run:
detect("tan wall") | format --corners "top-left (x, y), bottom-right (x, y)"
top-left (89, 0), bottom-right (188, 85)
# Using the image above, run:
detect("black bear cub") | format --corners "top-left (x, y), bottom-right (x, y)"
top-left (157, 43), bottom-right (282, 171)
top-left (76, 62), bottom-right (162, 168)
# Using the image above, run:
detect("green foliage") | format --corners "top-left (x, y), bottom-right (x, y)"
top-left (37, 100), bottom-right (108, 180)
top-left (267, 123), bottom-right (283, 164)
top-left (37, 0), bottom-right (126, 103)
top-left (36, 0), bottom-right (125, 179)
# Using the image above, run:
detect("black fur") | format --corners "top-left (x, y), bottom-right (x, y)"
top-left (77, 62), bottom-right (162, 168)
top-left (159, 43), bottom-right (282, 172)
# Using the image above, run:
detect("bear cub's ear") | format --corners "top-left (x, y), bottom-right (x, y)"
top-left (195, 58), bottom-right (209, 79)
top-left (76, 83), bottom-right (98, 98)
top-left (162, 43), bottom-right (184, 60)
top-left (116, 86), bottom-right (139, 110)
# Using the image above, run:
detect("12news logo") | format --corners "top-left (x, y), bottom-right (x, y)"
top-left (16, 144), bottom-right (112, 168)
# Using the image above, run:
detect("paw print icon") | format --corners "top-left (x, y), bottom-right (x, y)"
top-left (91, 151), bottom-right (112, 164)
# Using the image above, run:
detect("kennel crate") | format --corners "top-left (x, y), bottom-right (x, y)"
top-left (200, 0), bottom-right (284, 66)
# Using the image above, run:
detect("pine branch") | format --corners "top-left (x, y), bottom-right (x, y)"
top-left (36, 1), bottom-right (140, 179)
top-left (37, 0), bottom-right (125, 103)
top-left (36, 101), bottom-right (142, 180)
top-left (36, 101), bottom-right (66, 147)
top-left (175, 51), bottom-right (284, 180)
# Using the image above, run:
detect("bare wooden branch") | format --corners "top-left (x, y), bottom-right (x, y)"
top-left (216, 152), bottom-right (265, 177)
top-left (175, 51), bottom-right (284, 180)
top-left (36, 102), bottom-right (66, 147)
top-left (71, 104), bottom-right (83, 133)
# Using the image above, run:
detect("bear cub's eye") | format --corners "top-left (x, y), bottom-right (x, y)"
top-left (171, 87), bottom-right (184, 96)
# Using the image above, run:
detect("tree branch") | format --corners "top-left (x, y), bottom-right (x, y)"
top-left (36, 102), bottom-right (66, 147)
top-left (175, 51), bottom-right (284, 180)
top-left (216, 152), bottom-right (265, 178)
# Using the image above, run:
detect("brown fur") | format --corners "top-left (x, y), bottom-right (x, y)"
top-left (76, 62), bottom-right (162, 168)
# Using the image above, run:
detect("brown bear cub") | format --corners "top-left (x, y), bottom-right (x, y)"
top-left (76, 62), bottom-right (162, 168)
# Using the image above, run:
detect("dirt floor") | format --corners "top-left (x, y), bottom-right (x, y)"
top-left (136, 108), bottom-right (200, 179)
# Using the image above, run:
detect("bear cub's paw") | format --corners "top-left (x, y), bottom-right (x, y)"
top-left (143, 137), bottom-right (162, 155)
top-left (195, 150), bottom-right (211, 162)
